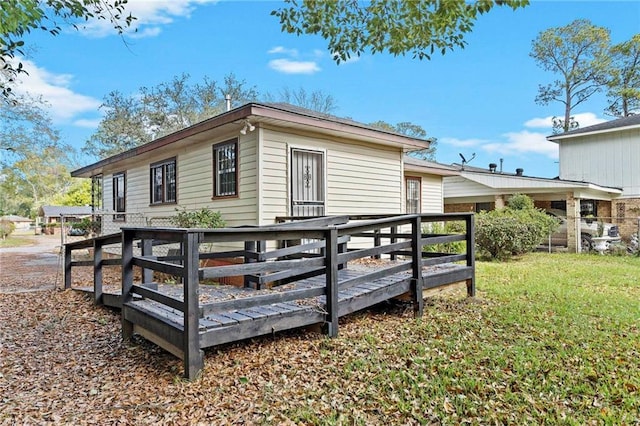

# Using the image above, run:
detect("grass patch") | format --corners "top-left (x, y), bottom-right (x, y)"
top-left (0, 235), bottom-right (33, 248)
top-left (266, 253), bottom-right (640, 424)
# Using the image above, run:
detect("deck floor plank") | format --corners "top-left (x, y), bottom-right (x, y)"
top-left (80, 264), bottom-right (466, 347)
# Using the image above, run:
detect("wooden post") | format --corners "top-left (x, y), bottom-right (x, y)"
top-left (465, 214), bottom-right (476, 297)
top-left (243, 240), bottom-right (256, 288)
top-left (121, 229), bottom-right (135, 340)
top-left (63, 243), bottom-right (72, 289)
top-left (337, 237), bottom-right (347, 270)
top-left (141, 239), bottom-right (153, 284)
top-left (325, 228), bottom-right (339, 337)
top-left (373, 229), bottom-right (381, 259)
top-left (390, 225), bottom-right (398, 261)
top-left (256, 240), bottom-right (266, 289)
top-left (94, 238), bottom-right (103, 305)
top-left (410, 215), bottom-right (424, 317)
top-left (183, 231), bottom-right (204, 380)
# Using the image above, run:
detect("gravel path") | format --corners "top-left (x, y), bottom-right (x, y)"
top-left (0, 234), bottom-right (66, 293)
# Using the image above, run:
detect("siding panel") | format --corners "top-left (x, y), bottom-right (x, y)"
top-left (98, 134), bottom-right (258, 228)
top-left (261, 127), bottom-right (403, 223)
top-left (559, 128), bottom-right (640, 196)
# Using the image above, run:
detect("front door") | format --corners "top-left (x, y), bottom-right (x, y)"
top-left (291, 148), bottom-right (325, 217)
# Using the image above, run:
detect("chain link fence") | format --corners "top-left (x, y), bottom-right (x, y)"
top-left (60, 212), bottom-right (184, 259)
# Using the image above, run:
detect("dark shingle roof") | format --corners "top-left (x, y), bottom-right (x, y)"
top-left (0, 215), bottom-right (32, 222)
top-left (262, 102), bottom-right (433, 141)
top-left (550, 114), bottom-right (640, 139)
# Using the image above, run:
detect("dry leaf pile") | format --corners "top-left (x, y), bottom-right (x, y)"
top-left (1, 248), bottom-right (638, 425)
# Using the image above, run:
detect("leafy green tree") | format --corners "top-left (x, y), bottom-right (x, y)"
top-left (51, 179), bottom-right (92, 206)
top-left (606, 34), bottom-right (640, 118)
top-left (0, 95), bottom-right (74, 216)
top-left (530, 19), bottom-right (611, 133)
top-left (1, 146), bottom-right (74, 217)
top-left (0, 0), bottom-right (135, 102)
top-left (369, 120), bottom-right (437, 160)
top-left (272, 0), bottom-right (529, 63)
top-left (83, 73), bottom-right (260, 159)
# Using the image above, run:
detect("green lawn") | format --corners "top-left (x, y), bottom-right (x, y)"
top-left (0, 235), bottom-right (33, 248)
top-left (273, 253), bottom-right (640, 424)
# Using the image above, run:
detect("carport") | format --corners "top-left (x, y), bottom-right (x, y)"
top-left (442, 167), bottom-right (623, 252)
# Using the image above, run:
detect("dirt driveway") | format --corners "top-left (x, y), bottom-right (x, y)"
top-left (0, 233), bottom-right (65, 293)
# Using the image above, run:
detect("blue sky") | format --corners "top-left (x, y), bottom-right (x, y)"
top-left (13, 0), bottom-right (640, 178)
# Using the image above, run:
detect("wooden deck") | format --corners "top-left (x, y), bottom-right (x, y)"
top-left (65, 214), bottom-right (475, 379)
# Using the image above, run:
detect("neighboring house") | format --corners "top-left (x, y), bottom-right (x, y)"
top-left (0, 215), bottom-right (33, 230)
top-left (38, 206), bottom-right (93, 225)
top-left (444, 166), bottom-right (622, 215)
top-left (443, 166), bottom-right (622, 252)
top-left (71, 103), bottom-right (452, 232)
top-left (548, 114), bottom-right (640, 240)
top-left (443, 114), bottom-right (640, 252)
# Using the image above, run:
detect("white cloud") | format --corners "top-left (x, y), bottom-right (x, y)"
top-left (524, 116), bottom-right (553, 128)
top-left (483, 130), bottom-right (559, 159)
top-left (525, 112), bottom-right (607, 129)
top-left (77, 0), bottom-right (218, 38)
top-left (128, 26), bottom-right (163, 39)
top-left (340, 55), bottom-right (361, 64)
top-left (268, 46), bottom-right (299, 56)
top-left (268, 59), bottom-right (321, 75)
top-left (73, 118), bottom-right (102, 128)
top-left (440, 137), bottom-right (487, 148)
top-left (572, 112), bottom-right (608, 128)
top-left (442, 131), bottom-right (558, 160)
top-left (12, 59), bottom-right (101, 123)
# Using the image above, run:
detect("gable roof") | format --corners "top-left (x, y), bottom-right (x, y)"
top-left (0, 215), bottom-right (32, 223)
top-left (72, 102), bottom-right (432, 178)
top-left (548, 114), bottom-right (640, 142)
top-left (38, 206), bottom-right (93, 218)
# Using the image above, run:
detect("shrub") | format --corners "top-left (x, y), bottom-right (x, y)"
top-left (506, 193), bottom-right (535, 211)
top-left (475, 194), bottom-right (558, 260)
top-left (0, 219), bottom-right (16, 239)
top-left (170, 207), bottom-right (226, 229)
top-left (422, 221), bottom-right (466, 254)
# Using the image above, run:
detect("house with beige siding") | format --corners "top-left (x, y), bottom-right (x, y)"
top-left (71, 103), bottom-right (454, 230)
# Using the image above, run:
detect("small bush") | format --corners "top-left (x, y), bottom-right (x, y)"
top-left (170, 207), bottom-right (226, 229)
top-left (475, 194), bottom-right (558, 260)
top-left (0, 219), bottom-right (16, 239)
top-left (422, 221), bottom-right (466, 254)
top-left (506, 193), bottom-right (535, 211)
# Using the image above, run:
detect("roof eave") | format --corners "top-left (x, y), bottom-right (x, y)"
top-left (72, 103), bottom-right (431, 178)
top-left (547, 123), bottom-right (640, 143)
top-left (458, 171), bottom-right (622, 194)
top-left (404, 164), bottom-right (460, 176)
top-left (71, 104), bottom-right (255, 178)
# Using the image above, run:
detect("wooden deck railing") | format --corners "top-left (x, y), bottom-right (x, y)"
top-left (63, 213), bottom-right (475, 379)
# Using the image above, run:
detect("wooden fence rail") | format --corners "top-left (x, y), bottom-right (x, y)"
top-left (63, 213), bottom-right (475, 379)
